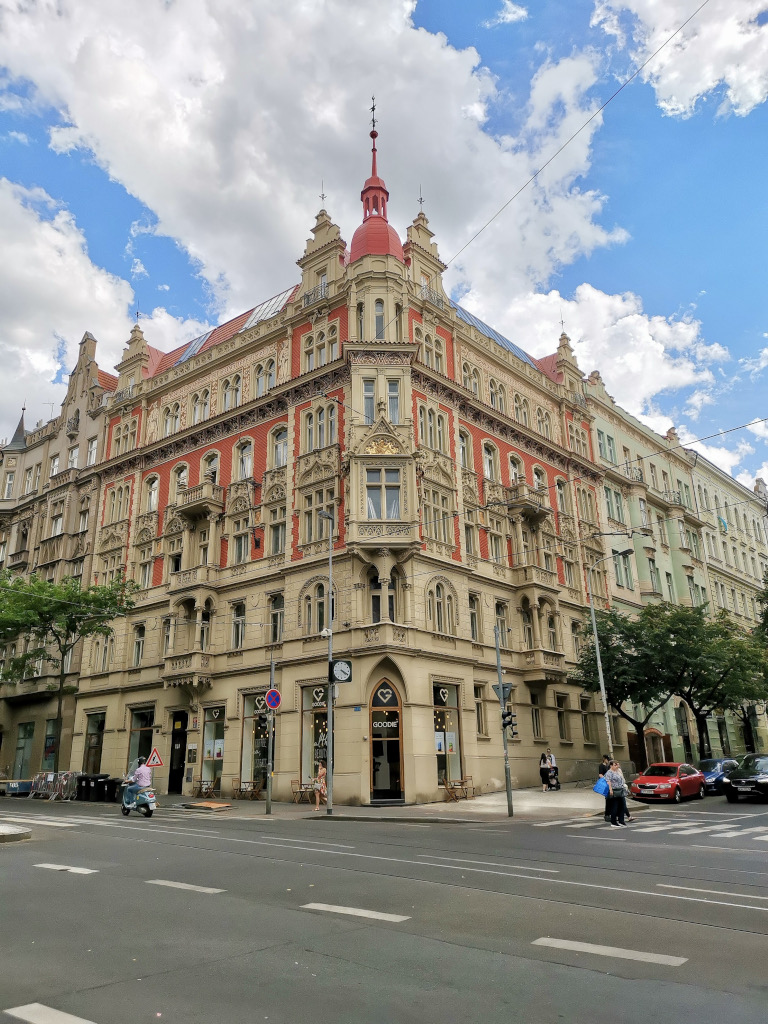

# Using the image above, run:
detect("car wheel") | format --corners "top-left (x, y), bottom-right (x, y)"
top-left (697, 784), bottom-right (705, 799)
top-left (725, 790), bottom-right (739, 803)
top-left (672, 787), bottom-right (682, 804)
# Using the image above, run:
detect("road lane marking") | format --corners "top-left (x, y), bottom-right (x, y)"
top-left (416, 855), bottom-right (558, 873)
top-left (658, 884), bottom-right (768, 901)
top-left (1, 817), bottom-right (79, 829)
top-left (563, 822), bottom-right (603, 829)
top-left (146, 879), bottom-right (225, 894)
top-left (34, 864), bottom-right (98, 875)
top-left (301, 902), bottom-right (410, 923)
top-left (531, 819), bottom-right (580, 827)
top-left (575, 835), bottom-right (625, 841)
top-left (531, 938), bottom-right (687, 967)
top-left (4, 1003), bottom-right (99, 1023)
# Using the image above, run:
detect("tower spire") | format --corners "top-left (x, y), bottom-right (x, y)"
top-left (370, 95), bottom-right (378, 178)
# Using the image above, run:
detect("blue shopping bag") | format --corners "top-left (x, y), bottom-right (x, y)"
top-left (592, 776), bottom-right (609, 797)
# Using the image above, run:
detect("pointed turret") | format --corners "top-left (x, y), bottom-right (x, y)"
top-left (349, 118), bottom-right (404, 264)
top-left (5, 408), bottom-right (27, 452)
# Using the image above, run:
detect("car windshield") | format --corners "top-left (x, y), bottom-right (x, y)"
top-left (698, 760), bottom-right (721, 771)
top-left (644, 765), bottom-right (678, 777)
top-left (741, 756), bottom-right (768, 773)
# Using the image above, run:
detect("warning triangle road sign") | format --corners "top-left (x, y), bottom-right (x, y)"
top-left (145, 747), bottom-right (164, 768)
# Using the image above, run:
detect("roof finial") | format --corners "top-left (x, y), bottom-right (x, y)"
top-left (319, 179), bottom-right (327, 206)
top-left (370, 95), bottom-right (377, 131)
top-left (559, 306), bottom-right (566, 333)
top-left (418, 184), bottom-right (424, 211)
top-left (369, 95), bottom-right (378, 178)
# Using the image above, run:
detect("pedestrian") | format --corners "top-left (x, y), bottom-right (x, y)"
top-left (314, 760), bottom-right (327, 810)
top-left (615, 762), bottom-right (634, 822)
top-left (539, 753), bottom-right (550, 793)
top-left (603, 760), bottom-right (627, 827)
top-left (546, 748), bottom-right (558, 782)
top-left (599, 754), bottom-right (611, 821)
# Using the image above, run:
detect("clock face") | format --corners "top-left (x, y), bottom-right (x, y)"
top-left (333, 660), bottom-right (351, 681)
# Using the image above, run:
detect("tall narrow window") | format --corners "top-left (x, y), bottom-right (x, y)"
top-left (387, 380), bottom-right (399, 423)
top-left (132, 625), bottom-right (145, 667)
top-left (269, 504), bottom-right (286, 554)
top-left (363, 380), bottom-right (375, 425)
top-left (237, 440), bottom-right (253, 480)
top-left (375, 299), bottom-right (385, 339)
top-left (357, 303), bottom-right (364, 339)
top-left (232, 602), bottom-right (246, 649)
top-left (232, 519), bottom-right (250, 564)
top-left (469, 594), bottom-right (480, 641)
top-left (273, 428), bottom-right (287, 468)
top-left (269, 593), bottom-right (284, 643)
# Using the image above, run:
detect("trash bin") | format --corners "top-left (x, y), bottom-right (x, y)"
top-left (77, 775), bottom-right (91, 801)
top-left (105, 778), bottom-right (121, 803)
top-left (90, 774), bottom-right (109, 801)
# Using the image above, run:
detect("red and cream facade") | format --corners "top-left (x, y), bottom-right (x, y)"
top-left (3, 137), bottom-right (621, 799)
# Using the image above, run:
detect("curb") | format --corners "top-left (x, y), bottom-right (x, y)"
top-left (0, 824), bottom-right (31, 843)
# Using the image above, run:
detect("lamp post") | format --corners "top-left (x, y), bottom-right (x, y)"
top-left (587, 547), bottom-right (633, 759)
top-left (318, 509), bottom-right (334, 815)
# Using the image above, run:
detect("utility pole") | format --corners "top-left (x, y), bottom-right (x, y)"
top-left (318, 509), bottom-right (334, 815)
top-left (494, 624), bottom-right (515, 817)
top-left (265, 651), bottom-right (275, 815)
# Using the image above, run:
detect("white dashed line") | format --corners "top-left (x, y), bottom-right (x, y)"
top-left (146, 879), bottom-right (225, 894)
top-left (532, 937), bottom-right (687, 967)
top-left (301, 902), bottom-right (410, 923)
top-left (4, 1003), bottom-right (99, 1023)
top-left (34, 864), bottom-right (98, 875)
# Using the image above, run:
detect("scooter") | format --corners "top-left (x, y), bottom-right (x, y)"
top-left (121, 759), bottom-right (157, 817)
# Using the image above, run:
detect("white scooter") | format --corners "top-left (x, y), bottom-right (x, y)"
top-left (121, 758), bottom-right (157, 818)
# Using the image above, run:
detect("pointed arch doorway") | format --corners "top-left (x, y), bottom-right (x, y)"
top-left (370, 681), bottom-right (404, 804)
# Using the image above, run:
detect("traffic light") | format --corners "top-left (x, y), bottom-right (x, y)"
top-left (501, 709), bottom-right (518, 736)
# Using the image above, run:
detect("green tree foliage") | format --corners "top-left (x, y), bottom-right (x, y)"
top-left (575, 602), bottom-right (768, 764)
top-left (572, 607), bottom-right (672, 771)
top-left (0, 572), bottom-right (137, 772)
top-left (755, 569), bottom-right (768, 644)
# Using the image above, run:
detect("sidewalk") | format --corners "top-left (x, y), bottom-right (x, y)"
top-left (168, 783), bottom-right (609, 823)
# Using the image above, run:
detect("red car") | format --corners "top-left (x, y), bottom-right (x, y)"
top-left (629, 762), bottom-right (706, 803)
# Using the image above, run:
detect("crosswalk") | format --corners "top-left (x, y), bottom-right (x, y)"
top-left (0, 812), bottom-right (115, 829)
top-left (532, 815), bottom-right (768, 841)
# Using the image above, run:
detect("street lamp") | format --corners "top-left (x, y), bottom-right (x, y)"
top-left (318, 508), bottom-right (334, 815)
top-left (587, 547), bottom-right (633, 759)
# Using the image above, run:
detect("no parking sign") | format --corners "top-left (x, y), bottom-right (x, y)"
top-left (265, 688), bottom-right (281, 711)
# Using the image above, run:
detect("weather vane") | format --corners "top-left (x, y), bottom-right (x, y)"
top-left (370, 95), bottom-right (376, 130)
top-left (320, 179), bottom-right (326, 205)
top-left (418, 184), bottom-right (425, 210)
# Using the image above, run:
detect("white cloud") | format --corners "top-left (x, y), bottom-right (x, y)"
top-left (684, 389), bottom-right (715, 419)
top-left (157, 283), bottom-right (170, 291)
top-left (7, 130), bottom-right (29, 144)
top-left (741, 343), bottom-right (768, 378)
top-left (737, 463), bottom-right (768, 490)
top-left (593, 1), bottom-right (768, 117)
top-left (679, 426), bottom-right (753, 477)
top-left (483, 2), bottom-right (528, 28)
top-left (746, 418), bottom-right (768, 441)
top-left (130, 258), bottom-right (148, 278)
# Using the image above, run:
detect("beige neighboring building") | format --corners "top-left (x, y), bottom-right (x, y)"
top-left (58, 134), bottom-right (624, 803)
top-left (0, 334), bottom-right (116, 777)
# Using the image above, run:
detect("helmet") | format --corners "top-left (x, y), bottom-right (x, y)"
top-left (138, 756), bottom-right (147, 766)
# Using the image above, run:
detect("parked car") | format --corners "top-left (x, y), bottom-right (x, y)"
top-left (629, 763), bottom-right (706, 803)
top-left (697, 757), bottom-right (740, 794)
top-left (720, 754), bottom-right (768, 802)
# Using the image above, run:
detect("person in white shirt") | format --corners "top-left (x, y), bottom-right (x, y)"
top-left (125, 757), bottom-right (152, 807)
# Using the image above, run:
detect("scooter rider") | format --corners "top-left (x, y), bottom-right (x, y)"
top-left (125, 756), bottom-right (152, 808)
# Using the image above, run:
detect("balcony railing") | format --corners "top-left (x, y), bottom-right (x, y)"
top-left (662, 489), bottom-right (685, 507)
top-left (568, 390), bottom-right (588, 408)
top-left (419, 284), bottom-right (445, 310)
top-left (303, 283), bottom-right (330, 307)
top-left (179, 480), bottom-right (225, 515)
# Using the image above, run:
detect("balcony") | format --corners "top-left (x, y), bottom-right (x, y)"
top-left (419, 284), bottom-right (445, 310)
top-left (303, 282), bottom-right (330, 307)
top-left (568, 390), bottom-right (588, 409)
top-left (37, 534), bottom-right (65, 566)
top-left (661, 489), bottom-right (685, 507)
top-left (169, 565), bottom-right (216, 591)
top-left (163, 650), bottom-right (213, 692)
top-left (518, 648), bottom-right (567, 681)
top-left (178, 480), bottom-right (225, 517)
top-left (512, 564), bottom-right (560, 590)
top-left (8, 549), bottom-right (29, 570)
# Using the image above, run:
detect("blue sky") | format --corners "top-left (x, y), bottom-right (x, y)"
top-left (0, 0), bottom-right (766, 484)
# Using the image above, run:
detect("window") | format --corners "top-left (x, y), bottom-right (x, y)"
top-left (366, 469), bottom-right (400, 519)
top-left (363, 379), bottom-right (375, 425)
top-left (555, 479), bottom-right (568, 512)
top-left (139, 545), bottom-right (153, 589)
top-left (464, 507), bottom-right (477, 556)
top-left (87, 439), bottom-right (97, 466)
top-left (272, 429), bottom-right (287, 468)
top-left (581, 696), bottom-right (593, 742)
top-left (530, 692), bottom-right (542, 739)
top-left (639, 498), bottom-right (648, 527)
top-left (604, 487), bottom-right (615, 521)
top-left (533, 467), bottom-right (546, 497)
top-left (78, 508), bottom-right (89, 533)
top-left (303, 488), bottom-right (335, 543)
top-left (374, 299), bottom-right (385, 340)
top-left (488, 516), bottom-right (504, 564)
top-left (192, 390), bottom-right (210, 424)
top-left (232, 518), bottom-right (250, 564)
top-left (50, 455), bottom-right (59, 477)
top-left (469, 595), bottom-right (480, 642)
top-left (222, 375), bottom-right (241, 412)
top-left (571, 620), bottom-right (581, 657)
top-left (172, 465), bottom-right (188, 501)
top-left (145, 477), bottom-right (159, 513)
top-left (424, 334), bottom-right (443, 372)
top-left (163, 403), bottom-right (180, 437)
top-left (490, 380), bottom-right (506, 413)
top-left (513, 394), bottom-right (529, 426)
top-left (423, 487), bottom-right (452, 544)
top-left (650, 463), bottom-right (658, 489)
top-left (167, 536), bottom-right (182, 574)
top-left (427, 581), bottom-right (455, 635)
top-left (387, 380), bottom-right (400, 423)
top-left (495, 601), bottom-right (509, 646)
top-left (547, 613), bottom-right (558, 650)
top-left (509, 457), bottom-right (523, 484)
top-left (304, 582), bottom-right (331, 635)
top-left (198, 528), bottom-right (209, 566)
top-left (537, 408), bottom-right (551, 437)
top-left (612, 549), bottom-right (633, 589)
top-left (269, 593), bottom-right (284, 643)
top-left (357, 303), bottom-right (364, 339)
top-left (666, 572), bottom-right (675, 601)
top-left (50, 508), bottom-right (64, 537)
top-left (657, 514), bottom-right (667, 545)
top-left (132, 625), bottom-right (145, 667)
top-left (459, 431), bottom-right (471, 470)
top-left (542, 535), bottom-right (555, 572)
top-left (236, 439), bottom-right (253, 480)
top-left (68, 446), bottom-right (79, 469)
top-left (556, 693), bottom-right (570, 740)
top-left (254, 361), bottom-right (275, 397)
top-left (568, 424), bottom-right (588, 456)
top-left (613, 490), bottom-right (625, 523)
top-left (597, 430), bottom-right (607, 459)
top-left (474, 685), bottom-right (487, 736)
top-left (4, 471), bottom-right (16, 499)
top-left (232, 602), bottom-right (246, 649)
top-left (483, 443), bottom-right (498, 481)
top-left (521, 599), bottom-right (534, 650)
top-left (23, 467), bottom-right (33, 494)
top-left (269, 504), bottom-right (286, 555)
top-left (648, 558), bottom-right (661, 594)
top-left (202, 452), bottom-right (219, 483)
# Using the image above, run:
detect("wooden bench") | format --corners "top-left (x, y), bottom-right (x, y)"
top-left (442, 776), bottom-right (474, 801)
top-left (291, 779), bottom-right (314, 804)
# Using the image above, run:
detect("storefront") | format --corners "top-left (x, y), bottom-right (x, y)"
top-left (301, 685), bottom-right (331, 783)
top-left (369, 681), bottom-right (403, 803)
top-left (128, 708), bottom-right (154, 766)
top-left (202, 705), bottom-right (225, 793)
top-left (241, 693), bottom-right (269, 790)
top-left (433, 683), bottom-right (462, 784)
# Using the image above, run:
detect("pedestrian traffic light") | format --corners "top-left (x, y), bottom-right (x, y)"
top-left (501, 709), bottom-right (518, 736)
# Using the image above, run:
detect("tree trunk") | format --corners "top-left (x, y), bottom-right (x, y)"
top-left (632, 721), bottom-right (649, 771)
top-left (53, 660), bottom-right (66, 775)
top-left (693, 712), bottom-right (712, 760)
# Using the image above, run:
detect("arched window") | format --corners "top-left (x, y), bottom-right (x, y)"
top-left (222, 375), bottom-right (241, 412)
top-left (172, 465), bottom-right (188, 500)
top-left (490, 380), bottom-right (498, 409)
top-left (146, 477), bottom-right (159, 513)
top-left (437, 414), bottom-right (446, 453)
top-left (519, 398), bottom-right (529, 426)
top-left (533, 466), bottom-right (546, 495)
top-left (547, 613), bottom-right (558, 650)
top-left (462, 362), bottom-right (472, 390)
top-left (269, 593), bottom-right (284, 642)
top-left (266, 359), bottom-right (276, 389)
top-left (375, 299), bottom-right (385, 340)
top-left (521, 599), bottom-right (534, 650)
top-left (419, 406), bottom-right (426, 443)
top-left (483, 443), bottom-right (498, 481)
top-left (113, 426), bottom-right (122, 456)
top-left (555, 479), bottom-right (568, 512)
top-left (305, 582), bottom-right (332, 635)
top-left (328, 403), bottom-right (336, 444)
top-left (357, 303), bottom-right (364, 339)
top-left (471, 368), bottom-right (480, 396)
top-left (497, 385), bottom-right (506, 414)
top-left (237, 439), bottom-right (253, 481)
top-left (427, 581), bottom-right (455, 636)
top-left (202, 452), bottom-right (219, 483)
top-left (537, 408), bottom-right (551, 438)
top-left (433, 335), bottom-right (443, 373)
top-left (306, 412), bottom-right (314, 451)
top-left (304, 334), bottom-right (315, 372)
top-left (427, 410), bottom-right (435, 449)
top-left (192, 390), bottom-right (209, 424)
top-left (317, 407), bottom-right (326, 448)
top-left (509, 457), bottom-right (523, 483)
top-left (424, 334), bottom-right (434, 368)
top-left (369, 568), bottom-right (396, 623)
top-left (273, 427), bottom-right (288, 468)
top-left (459, 430), bottom-right (471, 470)
top-left (255, 364), bottom-right (265, 397)
top-left (317, 332), bottom-right (327, 367)
top-left (163, 404), bottom-right (179, 437)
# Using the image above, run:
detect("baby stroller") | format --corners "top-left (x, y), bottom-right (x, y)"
top-left (547, 766), bottom-right (561, 791)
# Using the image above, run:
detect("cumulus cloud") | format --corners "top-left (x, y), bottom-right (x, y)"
top-left (679, 427), bottom-right (754, 476)
top-left (130, 257), bottom-right (148, 278)
top-left (593, 0), bottom-right (768, 117)
top-left (746, 418), bottom-right (768, 442)
top-left (6, 129), bottom-right (28, 144)
top-left (483, 2), bottom-right (528, 28)
top-left (741, 343), bottom-right (768, 378)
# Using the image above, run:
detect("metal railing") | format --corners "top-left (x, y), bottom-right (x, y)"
top-left (303, 283), bottom-right (330, 307)
top-left (419, 284), bottom-right (445, 309)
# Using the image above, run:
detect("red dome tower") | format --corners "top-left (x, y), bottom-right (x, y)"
top-left (349, 124), bottom-right (404, 264)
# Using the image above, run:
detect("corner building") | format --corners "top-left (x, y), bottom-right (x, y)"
top-left (63, 134), bottom-right (621, 801)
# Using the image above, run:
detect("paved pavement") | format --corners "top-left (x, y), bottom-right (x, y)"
top-left (1, 794), bottom-right (768, 1023)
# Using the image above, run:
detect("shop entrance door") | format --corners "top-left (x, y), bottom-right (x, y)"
top-left (370, 681), bottom-right (403, 803)
top-left (168, 711), bottom-right (188, 794)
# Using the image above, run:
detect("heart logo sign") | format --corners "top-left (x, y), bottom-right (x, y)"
top-left (254, 695), bottom-right (266, 712)
top-left (378, 687), bottom-right (394, 704)
top-left (313, 687), bottom-right (326, 704)
top-left (439, 688), bottom-right (449, 704)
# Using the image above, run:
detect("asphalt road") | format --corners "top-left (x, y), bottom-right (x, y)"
top-left (1, 796), bottom-right (768, 1024)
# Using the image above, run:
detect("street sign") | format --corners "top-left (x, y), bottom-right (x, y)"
top-left (492, 683), bottom-right (512, 703)
top-left (330, 659), bottom-right (352, 683)
top-left (265, 688), bottom-right (282, 711)
top-left (145, 747), bottom-right (164, 768)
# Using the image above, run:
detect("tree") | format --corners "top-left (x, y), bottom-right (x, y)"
top-left (573, 607), bottom-right (672, 771)
top-left (0, 572), bottom-right (138, 773)
top-left (755, 569), bottom-right (768, 644)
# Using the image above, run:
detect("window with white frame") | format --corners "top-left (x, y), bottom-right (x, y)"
top-left (469, 594), bottom-right (481, 641)
top-left (50, 455), bottom-right (59, 477)
top-left (192, 389), bottom-right (210, 424)
top-left (167, 535), bottom-right (182, 574)
top-left (78, 507), bottom-right (89, 534)
top-left (236, 439), bottom-right (253, 481)
top-left (509, 456), bottom-right (523, 484)
top-left (427, 581), bottom-right (455, 635)
top-left (172, 465), bottom-right (188, 501)
top-left (254, 359), bottom-right (276, 397)
top-left (202, 451), bottom-right (219, 483)
top-left (272, 428), bottom-right (287, 469)
top-left (303, 488), bottom-right (335, 543)
top-left (489, 379), bottom-right (506, 413)
top-left (495, 601), bottom-right (509, 646)
top-left (304, 582), bottom-right (331, 635)
top-left (163, 403), bottom-right (180, 437)
top-left (366, 468), bottom-right (400, 519)
top-left (145, 476), bottom-right (159, 512)
top-left (87, 438), bottom-right (98, 466)
top-left (132, 624), bottom-right (145, 667)
top-left (547, 613), bottom-right (558, 650)
top-left (459, 430), bottom-right (472, 470)
top-left (563, 546), bottom-right (576, 588)
top-left (483, 442), bottom-right (498, 481)
top-left (424, 333), bottom-right (443, 372)
top-left (462, 362), bottom-right (480, 396)
top-left (568, 423), bottom-right (588, 456)
top-left (555, 479), bottom-right (568, 512)
top-left (488, 515), bottom-right (504, 564)
top-left (464, 507), bottom-right (478, 556)
top-left (139, 545), bottom-right (153, 589)
top-left (571, 620), bottom-right (581, 656)
top-left (363, 379), bottom-right (375, 425)
top-left (423, 486), bottom-right (452, 544)
top-left (521, 599), bottom-right (534, 649)
top-left (474, 684), bottom-right (488, 736)
top-left (536, 408), bottom-right (551, 438)
top-left (268, 593), bottom-right (284, 642)
top-left (67, 446), bottom-right (79, 469)
top-left (513, 393), bottom-right (529, 426)
top-left (269, 503), bottom-right (286, 555)
top-left (530, 691), bottom-right (542, 738)
top-left (232, 518), bottom-right (250, 564)
top-left (581, 695), bottom-right (593, 741)
top-left (221, 374), bottom-right (241, 412)
top-left (556, 692), bottom-right (570, 740)
top-left (232, 602), bottom-right (246, 649)
top-left (387, 380), bottom-right (400, 423)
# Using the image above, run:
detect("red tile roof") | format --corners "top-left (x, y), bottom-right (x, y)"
top-left (533, 353), bottom-right (562, 383)
top-left (97, 369), bottom-right (119, 390)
